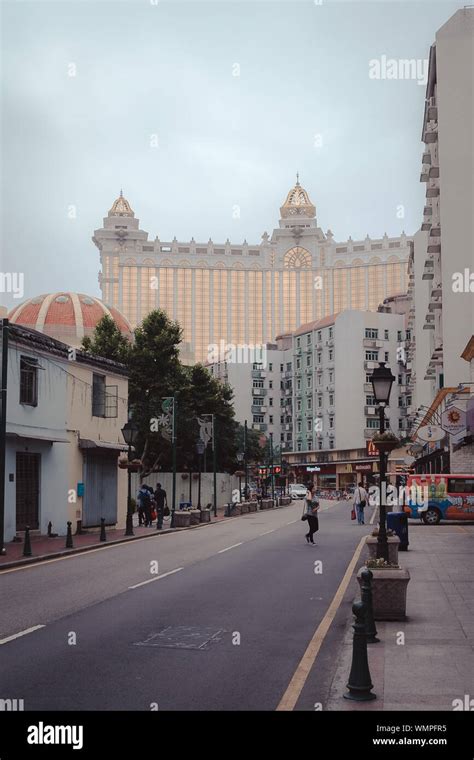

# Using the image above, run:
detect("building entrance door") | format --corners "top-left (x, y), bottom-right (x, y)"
top-left (16, 453), bottom-right (40, 530)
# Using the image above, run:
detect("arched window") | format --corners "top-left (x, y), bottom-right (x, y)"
top-left (283, 247), bottom-right (312, 269)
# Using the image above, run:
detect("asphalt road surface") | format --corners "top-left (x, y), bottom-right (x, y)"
top-left (0, 499), bottom-right (375, 711)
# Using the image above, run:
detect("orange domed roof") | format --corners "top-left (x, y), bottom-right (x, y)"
top-left (8, 293), bottom-right (133, 347)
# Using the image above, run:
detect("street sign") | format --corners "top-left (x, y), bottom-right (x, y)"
top-left (416, 424), bottom-right (445, 443)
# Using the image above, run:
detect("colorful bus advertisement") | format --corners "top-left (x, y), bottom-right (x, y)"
top-left (404, 474), bottom-right (474, 524)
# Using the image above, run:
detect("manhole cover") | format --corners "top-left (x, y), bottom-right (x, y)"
top-left (134, 626), bottom-right (224, 650)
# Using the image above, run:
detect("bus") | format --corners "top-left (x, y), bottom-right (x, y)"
top-left (402, 473), bottom-right (474, 525)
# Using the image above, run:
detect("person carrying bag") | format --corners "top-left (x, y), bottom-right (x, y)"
top-left (303, 485), bottom-right (320, 544)
top-left (353, 481), bottom-right (368, 525)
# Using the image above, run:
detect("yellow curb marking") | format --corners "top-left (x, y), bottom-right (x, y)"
top-left (276, 533), bottom-right (367, 711)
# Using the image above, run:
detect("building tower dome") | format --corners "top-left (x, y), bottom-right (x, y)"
top-left (8, 292), bottom-right (133, 348)
top-left (280, 174), bottom-right (316, 219)
top-left (108, 189), bottom-right (134, 218)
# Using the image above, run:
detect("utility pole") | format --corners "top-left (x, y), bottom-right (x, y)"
top-left (244, 419), bottom-right (248, 497)
top-left (0, 319), bottom-right (8, 555)
top-left (171, 393), bottom-right (177, 528)
top-left (212, 415), bottom-right (217, 518)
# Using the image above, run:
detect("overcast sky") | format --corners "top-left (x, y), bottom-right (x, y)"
top-left (0, 0), bottom-right (461, 309)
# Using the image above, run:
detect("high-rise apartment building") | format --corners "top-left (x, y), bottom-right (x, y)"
top-left (407, 8), bottom-right (474, 472)
top-left (93, 180), bottom-right (411, 364)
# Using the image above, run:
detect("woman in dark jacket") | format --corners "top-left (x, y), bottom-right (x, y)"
top-left (304, 485), bottom-right (320, 544)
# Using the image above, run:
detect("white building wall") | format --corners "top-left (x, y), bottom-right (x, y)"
top-left (436, 9), bottom-right (474, 388)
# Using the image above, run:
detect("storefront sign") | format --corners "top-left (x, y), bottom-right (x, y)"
top-left (441, 405), bottom-right (467, 436)
top-left (306, 466), bottom-right (321, 472)
top-left (352, 463), bottom-right (373, 472)
top-left (366, 440), bottom-right (379, 457)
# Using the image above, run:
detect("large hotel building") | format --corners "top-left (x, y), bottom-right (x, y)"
top-left (93, 179), bottom-right (411, 363)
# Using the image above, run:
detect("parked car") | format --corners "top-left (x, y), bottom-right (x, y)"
top-left (289, 483), bottom-right (307, 500)
top-left (402, 473), bottom-right (474, 525)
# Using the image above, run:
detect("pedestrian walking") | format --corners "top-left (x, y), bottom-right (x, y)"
top-left (154, 483), bottom-right (168, 530)
top-left (140, 484), bottom-right (153, 527)
top-left (136, 484), bottom-right (149, 526)
top-left (303, 484), bottom-right (320, 544)
top-left (353, 481), bottom-right (368, 525)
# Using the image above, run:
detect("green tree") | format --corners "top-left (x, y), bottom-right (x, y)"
top-left (81, 315), bottom-right (130, 363)
top-left (128, 310), bottom-right (185, 475)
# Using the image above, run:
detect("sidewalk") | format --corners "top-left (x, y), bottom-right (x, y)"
top-left (0, 508), bottom-right (229, 570)
top-left (0, 497), bottom-right (312, 570)
top-left (326, 523), bottom-right (474, 710)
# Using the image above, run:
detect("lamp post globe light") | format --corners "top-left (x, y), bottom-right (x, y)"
top-left (370, 363), bottom-right (395, 563)
top-left (196, 438), bottom-right (205, 510)
top-left (121, 421), bottom-right (139, 537)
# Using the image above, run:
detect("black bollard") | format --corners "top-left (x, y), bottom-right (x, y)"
top-left (100, 518), bottom-right (106, 542)
top-left (360, 567), bottom-right (379, 644)
top-left (66, 521), bottom-right (74, 549)
top-left (344, 600), bottom-right (376, 702)
top-left (47, 521), bottom-right (52, 537)
top-left (23, 526), bottom-right (32, 557)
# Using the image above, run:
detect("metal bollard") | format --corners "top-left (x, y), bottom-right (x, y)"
top-left (23, 526), bottom-right (32, 557)
top-left (66, 521), bottom-right (74, 549)
top-left (360, 567), bottom-right (379, 644)
top-left (100, 518), bottom-right (106, 542)
top-left (344, 600), bottom-right (376, 702)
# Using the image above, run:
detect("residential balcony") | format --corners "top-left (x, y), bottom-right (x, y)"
top-left (428, 300), bottom-right (442, 312)
top-left (326, 339), bottom-right (334, 347)
top-left (424, 126), bottom-right (438, 143)
top-left (363, 338), bottom-right (378, 348)
top-left (429, 166), bottom-right (440, 179)
top-left (252, 388), bottom-right (267, 396)
top-left (427, 105), bottom-right (438, 120)
top-left (365, 406), bottom-right (377, 416)
top-left (251, 369), bottom-right (266, 379)
top-left (326, 384), bottom-right (335, 393)
top-left (316, 342), bottom-right (323, 350)
top-left (285, 388), bottom-right (292, 396)
top-left (422, 258), bottom-right (434, 280)
top-left (364, 360), bottom-right (378, 370)
top-left (252, 423), bottom-right (267, 432)
top-left (364, 429), bottom-right (376, 438)
top-left (364, 383), bottom-right (373, 393)
top-left (431, 284), bottom-right (442, 298)
top-left (422, 152), bottom-right (431, 165)
top-left (420, 168), bottom-right (429, 183)
top-left (426, 185), bottom-right (439, 198)
top-left (251, 404), bottom-right (267, 414)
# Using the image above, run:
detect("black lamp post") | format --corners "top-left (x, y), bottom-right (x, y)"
top-left (370, 362), bottom-right (395, 562)
top-left (269, 432), bottom-right (275, 502)
top-left (236, 452), bottom-right (244, 500)
top-left (121, 421), bottom-right (139, 536)
top-left (196, 438), bottom-right (205, 509)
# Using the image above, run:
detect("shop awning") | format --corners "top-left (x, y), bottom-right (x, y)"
top-left (79, 438), bottom-right (129, 452)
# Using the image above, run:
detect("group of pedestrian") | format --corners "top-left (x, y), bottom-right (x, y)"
top-left (301, 480), bottom-right (371, 544)
top-left (136, 483), bottom-right (169, 529)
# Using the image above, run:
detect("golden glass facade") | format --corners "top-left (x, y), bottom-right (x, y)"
top-left (106, 257), bottom-right (407, 363)
top-left (96, 186), bottom-right (410, 364)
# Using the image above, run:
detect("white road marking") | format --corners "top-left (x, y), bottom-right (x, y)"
top-left (0, 624), bottom-right (45, 646)
top-left (217, 542), bottom-right (243, 554)
top-left (370, 505), bottom-right (378, 525)
top-left (260, 529), bottom-right (276, 535)
top-left (128, 567), bottom-right (183, 589)
top-left (286, 520), bottom-right (298, 525)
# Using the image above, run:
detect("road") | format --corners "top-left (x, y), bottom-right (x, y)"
top-left (0, 499), bottom-right (375, 711)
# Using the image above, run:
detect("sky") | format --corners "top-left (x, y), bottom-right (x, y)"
top-left (0, 0), bottom-right (462, 310)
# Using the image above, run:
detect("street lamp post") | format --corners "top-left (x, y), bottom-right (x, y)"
top-left (196, 439), bottom-right (205, 510)
top-left (121, 421), bottom-right (139, 537)
top-left (370, 362), bottom-right (395, 563)
top-left (269, 432), bottom-right (275, 502)
top-left (236, 452), bottom-right (244, 501)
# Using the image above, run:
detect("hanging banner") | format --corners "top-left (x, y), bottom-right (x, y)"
top-left (197, 415), bottom-right (213, 448)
